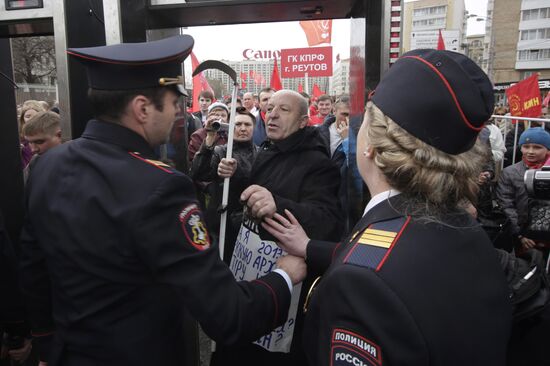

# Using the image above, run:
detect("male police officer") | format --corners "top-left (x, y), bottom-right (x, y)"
top-left (19, 35), bottom-right (305, 366)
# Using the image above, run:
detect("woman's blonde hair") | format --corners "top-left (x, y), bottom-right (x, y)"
top-left (363, 101), bottom-right (487, 211)
top-left (19, 100), bottom-right (46, 133)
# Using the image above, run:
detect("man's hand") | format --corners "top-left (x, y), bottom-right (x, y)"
top-left (262, 209), bottom-right (309, 258)
top-left (336, 117), bottom-right (349, 139)
top-left (240, 185), bottom-right (276, 219)
top-left (520, 236), bottom-right (537, 250)
top-left (7, 338), bottom-right (32, 363)
top-left (218, 158), bottom-right (237, 178)
top-left (277, 255), bottom-right (307, 285)
top-left (478, 171), bottom-right (492, 185)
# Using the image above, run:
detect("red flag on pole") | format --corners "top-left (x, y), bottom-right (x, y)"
top-left (505, 74), bottom-right (542, 119)
top-left (298, 83), bottom-right (304, 93)
top-left (270, 58), bottom-right (283, 91)
top-left (312, 84), bottom-right (324, 98)
top-left (437, 29), bottom-right (446, 50)
top-left (240, 72), bottom-right (247, 89)
top-left (191, 52), bottom-right (214, 112)
top-left (299, 20), bottom-right (332, 47)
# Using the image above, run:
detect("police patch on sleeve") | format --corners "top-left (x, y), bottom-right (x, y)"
top-left (331, 328), bottom-right (382, 366)
top-left (179, 204), bottom-right (210, 251)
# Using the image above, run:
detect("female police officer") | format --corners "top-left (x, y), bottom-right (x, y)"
top-left (263, 49), bottom-right (513, 366)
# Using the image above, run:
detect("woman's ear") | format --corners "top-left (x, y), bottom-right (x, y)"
top-left (363, 145), bottom-right (375, 159)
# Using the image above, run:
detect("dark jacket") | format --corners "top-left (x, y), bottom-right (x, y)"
top-left (188, 127), bottom-right (228, 164)
top-left (304, 196), bottom-right (513, 366)
top-left (496, 161), bottom-right (529, 237)
top-left (190, 140), bottom-right (259, 262)
top-left (253, 111), bottom-right (267, 146)
top-left (19, 120), bottom-right (290, 366)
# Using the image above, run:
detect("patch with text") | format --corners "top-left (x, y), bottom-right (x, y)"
top-left (331, 329), bottom-right (382, 366)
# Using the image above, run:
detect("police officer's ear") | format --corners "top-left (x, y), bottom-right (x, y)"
top-left (129, 95), bottom-right (152, 124)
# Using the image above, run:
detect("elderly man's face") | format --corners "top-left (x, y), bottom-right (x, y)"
top-left (243, 93), bottom-right (254, 110)
top-left (266, 91), bottom-right (307, 141)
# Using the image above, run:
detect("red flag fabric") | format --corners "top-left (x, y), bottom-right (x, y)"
top-left (254, 72), bottom-right (265, 86)
top-left (298, 83), bottom-right (304, 93)
top-left (191, 52), bottom-right (214, 112)
top-left (505, 74), bottom-right (542, 119)
top-left (299, 20), bottom-right (332, 47)
top-left (437, 29), bottom-right (446, 50)
top-left (543, 91), bottom-right (550, 107)
top-left (312, 83), bottom-right (324, 98)
top-left (270, 58), bottom-right (283, 91)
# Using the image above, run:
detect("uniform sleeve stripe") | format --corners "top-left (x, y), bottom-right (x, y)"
top-left (376, 216), bottom-right (411, 272)
top-left (128, 152), bottom-right (173, 173)
top-left (253, 279), bottom-right (279, 327)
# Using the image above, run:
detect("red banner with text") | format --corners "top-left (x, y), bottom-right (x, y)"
top-left (281, 46), bottom-right (332, 78)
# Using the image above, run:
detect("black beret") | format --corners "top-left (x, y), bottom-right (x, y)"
top-left (67, 35), bottom-right (194, 96)
top-left (371, 49), bottom-right (494, 155)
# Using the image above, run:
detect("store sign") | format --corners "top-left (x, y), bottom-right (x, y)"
top-left (280, 46), bottom-right (332, 78)
top-left (410, 29), bottom-right (460, 52)
top-left (242, 49), bottom-right (281, 60)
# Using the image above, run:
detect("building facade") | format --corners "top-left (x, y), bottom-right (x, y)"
top-left (330, 58), bottom-right (350, 96)
top-left (466, 34), bottom-right (485, 69)
top-left (402, 0), bottom-right (466, 53)
top-left (488, 0), bottom-right (550, 104)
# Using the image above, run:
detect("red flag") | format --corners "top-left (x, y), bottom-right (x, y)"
top-left (543, 91), bottom-right (550, 107)
top-left (240, 72), bottom-right (247, 81)
top-left (254, 72), bottom-right (265, 86)
top-left (299, 20), bottom-right (332, 47)
top-left (298, 83), bottom-right (304, 93)
top-left (270, 58), bottom-right (283, 91)
top-left (505, 74), bottom-right (542, 119)
top-left (312, 84), bottom-right (324, 98)
top-left (437, 29), bottom-right (446, 50)
top-left (191, 52), bottom-right (214, 112)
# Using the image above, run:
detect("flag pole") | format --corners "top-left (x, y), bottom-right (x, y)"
top-left (305, 72), bottom-right (309, 95)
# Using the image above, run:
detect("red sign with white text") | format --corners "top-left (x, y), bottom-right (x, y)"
top-left (281, 46), bottom-right (332, 78)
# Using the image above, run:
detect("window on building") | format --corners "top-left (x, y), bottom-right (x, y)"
top-left (518, 48), bottom-right (550, 61)
top-left (412, 17), bottom-right (446, 28)
top-left (413, 5), bottom-right (446, 17)
top-left (522, 8), bottom-right (550, 21)
top-left (520, 28), bottom-right (550, 41)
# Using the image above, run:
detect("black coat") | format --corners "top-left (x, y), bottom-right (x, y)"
top-left (19, 120), bottom-right (291, 366)
top-left (213, 127), bottom-right (343, 364)
top-left (303, 195), bottom-right (512, 366)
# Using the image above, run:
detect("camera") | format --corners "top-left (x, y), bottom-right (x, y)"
top-left (211, 119), bottom-right (229, 132)
top-left (525, 166), bottom-right (550, 199)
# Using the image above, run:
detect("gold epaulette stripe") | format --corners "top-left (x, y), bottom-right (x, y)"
top-left (145, 159), bottom-right (170, 168)
top-left (357, 239), bottom-right (392, 249)
top-left (364, 228), bottom-right (397, 238)
top-left (360, 233), bottom-right (394, 244)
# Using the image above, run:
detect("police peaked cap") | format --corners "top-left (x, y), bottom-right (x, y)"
top-left (67, 35), bottom-right (194, 96)
top-left (371, 49), bottom-right (494, 155)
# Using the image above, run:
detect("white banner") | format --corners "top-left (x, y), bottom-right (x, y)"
top-left (411, 29), bottom-right (460, 52)
top-left (229, 215), bottom-right (302, 353)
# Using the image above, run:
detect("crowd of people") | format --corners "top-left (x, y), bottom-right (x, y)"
top-left (1, 34), bottom-right (550, 366)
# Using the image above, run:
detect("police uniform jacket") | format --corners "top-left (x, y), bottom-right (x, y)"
top-left (303, 195), bottom-right (513, 366)
top-left (19, 120), bottom-right (291, 366)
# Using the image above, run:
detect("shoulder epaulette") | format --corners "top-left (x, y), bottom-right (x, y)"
top-left (343, 216), bottom-right (411, 271)
top-left (128, 151), bottom-right (175, 174)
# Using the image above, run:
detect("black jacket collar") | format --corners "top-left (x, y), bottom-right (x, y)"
top-left (81, 120), bottom-right (155, 158)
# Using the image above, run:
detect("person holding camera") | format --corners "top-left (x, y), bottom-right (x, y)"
top-left (187, 102), bottom-right (229, 163)
top-left (190, 106), bottom-right (259, 263)
top-left (496, 127), bottom-right (550, 252)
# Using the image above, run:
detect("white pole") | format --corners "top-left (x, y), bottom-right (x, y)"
top-left (304, 72), bottom-right (309, 95)
top-left (512, 122), bottom-right (519, 165)
top-left (218, 81), bottom-right (239, 260)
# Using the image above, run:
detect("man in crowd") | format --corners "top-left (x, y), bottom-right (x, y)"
top-left (192, 89), bottom-right (214, 125)
top-left (22, 111), bottom-right (63, 182)
top-left (252, 87), bottom-right (275, 145)
top-left (308, 94), bottom-right (333, 126)
top-left (496, 127), bottom-right (550, 252)
top-left (212, 90), bottom-right (342, 365)
top-left (242, 92), bottom-right (258, 117)
top-left (19, 35), bottom-right (305, 366)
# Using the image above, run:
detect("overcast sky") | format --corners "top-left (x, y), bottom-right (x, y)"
top-left (183, 0), bottom-right (488, 75)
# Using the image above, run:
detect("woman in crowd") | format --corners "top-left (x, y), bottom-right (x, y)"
top-left (263, 49), bottom-right (512, 365)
